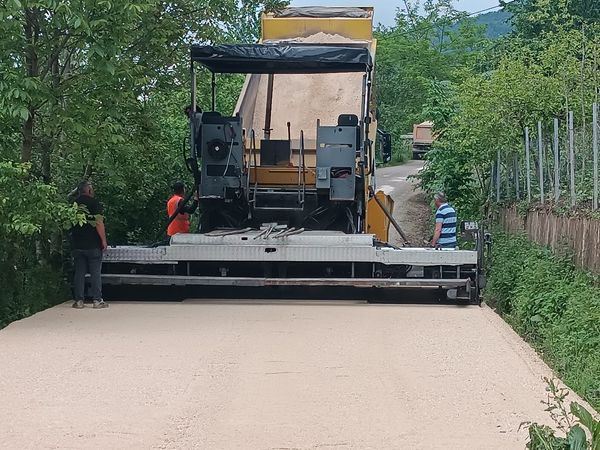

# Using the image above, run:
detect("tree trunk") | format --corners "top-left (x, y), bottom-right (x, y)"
top-left (21, 109), bottom-right (35, 163)
top-left (21, 7), bottom-right (39, 163)
top-left (41, 137), bottom-right (51, 183)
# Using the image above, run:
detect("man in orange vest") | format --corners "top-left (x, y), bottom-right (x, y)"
top-left (167, 181), bottom-right (198, 237)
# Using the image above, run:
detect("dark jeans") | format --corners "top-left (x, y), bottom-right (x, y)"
top-left (73, 248), bottom-right (103, 301)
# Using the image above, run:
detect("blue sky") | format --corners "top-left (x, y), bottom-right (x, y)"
top-left (289, 1), bottom-right (502, 26)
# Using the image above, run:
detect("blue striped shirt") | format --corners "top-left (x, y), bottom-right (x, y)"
top-left (435, 203), bottom-right (457, 248)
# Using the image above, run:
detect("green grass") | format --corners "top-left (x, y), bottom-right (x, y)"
top-left (485, 232), bottom-right (600, 410)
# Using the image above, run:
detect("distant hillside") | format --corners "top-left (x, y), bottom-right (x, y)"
top-left (448, 10), bottom-right (512, 41)
top-left (473, 10), bottom-right (513, 38)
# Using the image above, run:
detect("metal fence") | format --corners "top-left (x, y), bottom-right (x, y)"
top-left (492, 102), bottom-right (600, 210)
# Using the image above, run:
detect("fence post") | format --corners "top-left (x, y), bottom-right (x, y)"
top-left (569, 111), bottom-right (576, 207)
top-left (514, 153), bottom-right (520, 200)
top-left (553, 118), bottom-right (560, 202)
top-left (525, 127), bottom-right (531, 203)
top-left (489, 163), bottom-right (494, 202)
top-left (537, 121), bottom-right (544, 203)
top-left (496, 149), bottom-right (501, 203)
top-left (593, 102), bottom-right (598, 210)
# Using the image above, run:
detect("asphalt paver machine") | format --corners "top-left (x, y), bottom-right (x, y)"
top-left (102, 7), bottom-right (484, 303)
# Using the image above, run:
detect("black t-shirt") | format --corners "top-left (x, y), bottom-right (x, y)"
top-left (71, 195), bottom-right (103, 250)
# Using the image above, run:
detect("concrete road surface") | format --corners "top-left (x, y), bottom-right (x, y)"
top-left (0, 163), bottom-right (590, 449)
top-left (0, 301), bottom-right (583, 449)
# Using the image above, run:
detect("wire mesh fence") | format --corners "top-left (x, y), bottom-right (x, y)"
top-left (492, 103), bottom-right (600, 210)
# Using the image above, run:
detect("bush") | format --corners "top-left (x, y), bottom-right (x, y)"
top-left (526, 379), bottom-right (599, 450)
top-left (0, 263), bottom-right (68, 329)
top-left (485, 232), bottom-right (600, 409)
top-left (0, 162), bottom-right (82, 328)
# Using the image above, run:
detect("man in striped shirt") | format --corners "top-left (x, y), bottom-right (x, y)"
top-left (430, 192), bottom-right (457, 249)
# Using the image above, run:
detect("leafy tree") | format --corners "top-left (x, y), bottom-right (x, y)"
top-left (0, 0), bottom-right (286, 239)
top-left (0, 162), bottom-right (83, 327)
top-left (375, 0), bottom-right (488, 163)
top-left (418, 43), bottom-right (571, 217)
top-left (501, 0), bottom-right (599, 39)
top-left (0, 0), bottom-right (287, 325)
top-left (414, 0), bottom-right (599, 217)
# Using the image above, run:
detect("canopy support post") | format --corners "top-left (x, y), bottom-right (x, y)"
top-left (364, 67), bottom-right (373, 172)
top-left (211, 72), bottom-right (216, 111)
top-left (190, 61), bottom-right (197, 159)
top-left (359, 72), bottom-right (367, 162)
top-left (264, 73), bottom-right (274, 140)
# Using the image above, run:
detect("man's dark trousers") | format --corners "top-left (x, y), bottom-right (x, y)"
top-left (73, 248), bottom-right (103, 301)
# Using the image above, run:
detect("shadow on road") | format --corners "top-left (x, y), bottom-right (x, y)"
top-left (104, 285), bottom-right (473, 306)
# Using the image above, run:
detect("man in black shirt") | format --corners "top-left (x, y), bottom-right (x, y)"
top-left (71, 180), bottom-right (108, 309)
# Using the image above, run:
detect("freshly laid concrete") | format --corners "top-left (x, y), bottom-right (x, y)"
top-left (0, 300), bottom-right (584, 449)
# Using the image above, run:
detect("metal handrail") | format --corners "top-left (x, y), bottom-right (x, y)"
top-left (249, 129), bottom-right (258, 204)
top-left (301, 130), bottom-right (306, 205)
top-left (245, 130), bottom-right (251, 200)
top-left (297, 130), bottom-right (306, 207)
top-left (297, 131), bottom-right (302, 205)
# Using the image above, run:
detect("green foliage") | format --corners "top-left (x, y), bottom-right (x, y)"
top-left (486, 233), bottom-right (600, 409)
top-left (374, 0), bottom-right (488, 165)
top-left (527, 424), bottom-right (569, 450)
top-left (0, 0), bottom-right (287, 326)
top-left (0, 162), bottom-right (82, 236)
top-left (0, 0), bottom-right (285, 243)
top-left (571, 403), bottom-right (600, 449)
top-left (0, 163), bottom-right (83, 328)
top-left (419, 43), bottom-right (566, 209)
top-left (525, 379), bottom-right (599, 450)
top-left (414, 0), bottom-right (600, 218)
top-left (503, 0), bottom-right (600, 38)
top-left (418, 143), bottom-right (483, 219)
top-left (421, 80), bottom-right (457, 130)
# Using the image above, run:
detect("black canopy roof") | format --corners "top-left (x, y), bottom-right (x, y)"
top-left (190, 44), bottom-right (372, 74)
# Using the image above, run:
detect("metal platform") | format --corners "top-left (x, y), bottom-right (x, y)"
top-left (103, 230), bottom-right (477, 267)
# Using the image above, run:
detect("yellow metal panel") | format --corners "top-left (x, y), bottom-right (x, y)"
top-left (366, 191), bottom-right (394, 243)
top-left (250, 167), bottom-right (316, 186)
top-left (244, 153), bottom-right (317, 168)
top-left (262, 17), bottom-right (373, 41)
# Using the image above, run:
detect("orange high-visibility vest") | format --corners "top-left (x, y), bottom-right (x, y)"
top-left (167, 194), bottom-right (190, 236)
